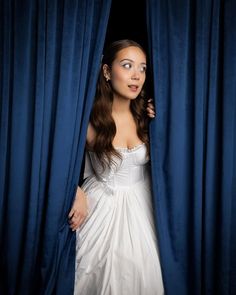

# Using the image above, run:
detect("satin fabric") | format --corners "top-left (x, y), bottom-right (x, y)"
top-left (74, 144), bottom-right (165, 295)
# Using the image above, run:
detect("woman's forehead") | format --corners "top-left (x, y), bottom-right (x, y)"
top-left (115, 46), bottom-right (146, 63)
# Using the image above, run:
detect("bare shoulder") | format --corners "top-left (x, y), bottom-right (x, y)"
top-left (86, 122), bottom-right (96, 148)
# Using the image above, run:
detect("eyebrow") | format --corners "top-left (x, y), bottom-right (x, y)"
top-left (119, 58), bottom-right (147, 65)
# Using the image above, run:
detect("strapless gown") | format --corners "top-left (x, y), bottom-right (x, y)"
top-left (74, 143), bottom-right (165, 295)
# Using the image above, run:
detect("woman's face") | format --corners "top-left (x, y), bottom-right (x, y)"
top-left (104, 46), bottom-right (147, 101)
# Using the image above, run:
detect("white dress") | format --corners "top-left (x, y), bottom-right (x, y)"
top-left (74, 143), bottom-right (165, 295)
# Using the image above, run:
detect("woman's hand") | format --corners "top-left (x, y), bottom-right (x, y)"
top-left (68, 187), bottom-right (88, 231)
top-left (146, 98), bottom-right (156, 118)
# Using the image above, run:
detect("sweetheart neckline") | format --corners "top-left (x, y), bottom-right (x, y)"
top-left (114, 142), bottom-right (145, 152)
top-left (87, 143), bottom-right (146, 154)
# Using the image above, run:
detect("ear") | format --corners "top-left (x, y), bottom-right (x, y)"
top-left (103, 64), bottom-right (111, 81)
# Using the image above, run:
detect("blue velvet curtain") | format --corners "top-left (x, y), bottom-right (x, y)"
top-left (147, 1), bottom-right (236, 294)
top-left (0, 0), bottom-right (111, 294)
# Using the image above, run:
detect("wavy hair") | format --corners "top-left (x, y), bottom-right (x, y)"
top-left (89, 39), bottom-right (149, 168)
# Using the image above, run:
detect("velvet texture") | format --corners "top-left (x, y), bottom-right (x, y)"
top-left (0, 1), bottom-right (111, 294)
top-left (147, 1), bottom-right (236, 294)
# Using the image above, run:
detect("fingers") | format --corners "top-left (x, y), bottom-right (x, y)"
top-left (147, 103), bottom-right (155, 110)
top-left (68, 209), bottom-right (74, 219)
top-left (69, 211), bottom-right (88, 231)
top-left (147, 98), bottom-right (156, 118)
top-left (147, 98), bottom-right (155, 110)
top-left (147, 106), bottom-right (155, 114)
top-left (146, 107), bottom-right (155, 118)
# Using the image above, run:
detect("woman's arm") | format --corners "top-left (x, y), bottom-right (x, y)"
top-left (68, 123), bottom-right (96, 231)
top-left (68, 187), bottom-right (88, 231)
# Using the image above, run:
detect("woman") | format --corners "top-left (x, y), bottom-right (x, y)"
top-left (69, 39), bottom-right (164, 294)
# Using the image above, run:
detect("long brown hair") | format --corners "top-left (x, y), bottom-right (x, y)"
top-left (89, 39), bottom-right (149, 168)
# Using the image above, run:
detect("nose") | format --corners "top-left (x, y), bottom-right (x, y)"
top-left (131, 69), bottom-right (140, 80)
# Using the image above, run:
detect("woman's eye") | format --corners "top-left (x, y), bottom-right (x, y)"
top-left (140, 66), bottom-right (147, 73)
top-left (123, 63), bottom-right (132, 69)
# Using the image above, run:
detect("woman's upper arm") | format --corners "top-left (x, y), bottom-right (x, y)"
top-left (86, 122), bottom-right (96, 147)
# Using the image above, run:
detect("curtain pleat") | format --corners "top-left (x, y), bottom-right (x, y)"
top-left (0, 1), bottom-right (111, 294)
top-left (147, 0), bottom-right (236, 294)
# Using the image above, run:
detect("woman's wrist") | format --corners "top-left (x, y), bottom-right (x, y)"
top-left (75, 187), bottom-right (86, 200)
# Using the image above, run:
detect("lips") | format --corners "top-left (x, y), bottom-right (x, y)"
top-left (128, 85), bottom-right (139, 91)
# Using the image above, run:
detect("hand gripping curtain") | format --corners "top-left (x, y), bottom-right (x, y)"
top-left (147, 1), bottom-right (236, 294)
top-left (0, 0), bottom-right (111, 294)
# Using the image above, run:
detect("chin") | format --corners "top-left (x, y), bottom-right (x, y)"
top-left (121, 95), bottom-right (138, 101)
top-left (129, 93), bottom-right (141, 100)
top-left (115, 91), bottom-right (140, 101)
top-left (125, 92), bottom-right (141, 100)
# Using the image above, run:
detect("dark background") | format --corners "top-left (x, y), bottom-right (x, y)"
top-left (104, 0), bottom-right (148, 52)
top-left (104, 0), bottom-right (152, 97)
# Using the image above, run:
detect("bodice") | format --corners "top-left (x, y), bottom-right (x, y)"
top-left (85, 143), bottom-right (149, 188)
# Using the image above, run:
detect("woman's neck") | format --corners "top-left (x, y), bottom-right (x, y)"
top-left (112, 95), bottom-right (131, 114)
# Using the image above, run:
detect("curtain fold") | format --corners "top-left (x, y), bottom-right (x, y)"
top-left (0, 0), bottom-right (111, 294)
top-left (147, 0), bottom-right (236, 294)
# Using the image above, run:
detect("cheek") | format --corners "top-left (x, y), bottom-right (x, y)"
top-left (139, 76), bottom-right (146, 88)
top-left (111, 70), bottom-right (127, 83)
top-left (143, 73), bottom-right (147, 83)
top-left (110, 72), bottom-right (128, 91)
